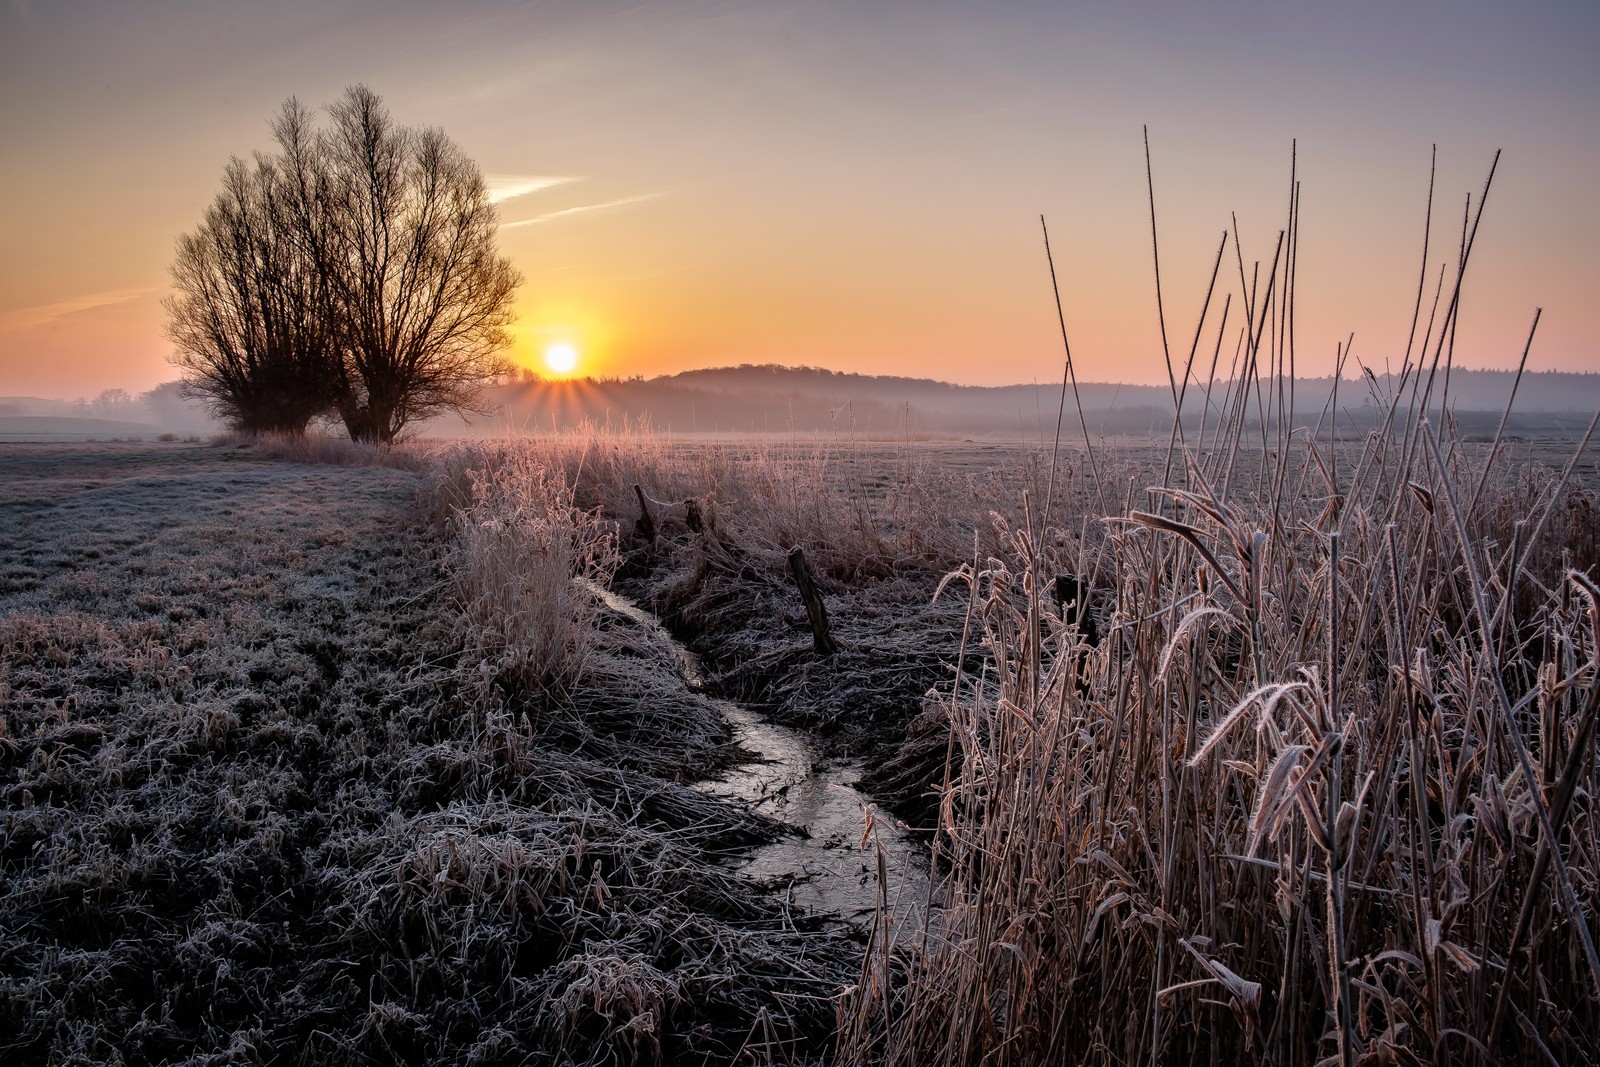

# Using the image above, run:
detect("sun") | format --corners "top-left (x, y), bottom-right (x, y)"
top-left (543, 342), bottom-right (579, 376)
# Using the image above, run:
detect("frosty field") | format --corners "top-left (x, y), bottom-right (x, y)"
top-left (0, 441), bottom-right (865, 1064)
top-left (3, 422), bottom-right (1599, 1065)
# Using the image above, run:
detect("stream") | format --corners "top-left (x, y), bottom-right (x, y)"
top-left (584, 580), bottom-right (929, 927)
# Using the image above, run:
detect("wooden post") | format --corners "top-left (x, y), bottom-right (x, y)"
top-left (632, 484), bottom-right (656, 543)
top-left (788, 546), bottom-right (838, 657)
top-left (684, 498), bottom-right (703, 533)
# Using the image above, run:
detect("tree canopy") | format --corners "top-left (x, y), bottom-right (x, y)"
top-left (167, 86), bottom-right (520, 442)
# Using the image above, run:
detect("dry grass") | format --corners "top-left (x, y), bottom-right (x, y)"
top-left (836, 427), bottom-right (1599, 1064)
top-left (0, 443), bottom-right (856, 1066)
top-left (832, 159), bottom-right (1600, 1065)
top-left (442, 445), bottom-right (619, 694)
top-left (427, 426), bottom-right (1089, 735)
top-left (5, 416), bottom-right (1593, 1066)
top-left (430, 405), bottom-right (1594, 1065)
top-left (436, 424), bottom-right (1026, 582)
top-left (210, 428), bottom-right (436, 470)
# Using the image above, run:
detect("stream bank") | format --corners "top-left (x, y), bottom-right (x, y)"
top-left (585, 580), bottom-right (929, 927)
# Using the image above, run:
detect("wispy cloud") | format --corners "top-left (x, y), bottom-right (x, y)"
top-left (0, 288), bottom-right (155, 331)
top-left (485, 174), bottom-right (576, 204)
top-left (501, 192), bottom-right (667, 229)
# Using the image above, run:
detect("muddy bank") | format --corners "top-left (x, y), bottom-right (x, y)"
top-left (614, 523), bottom-right (974, 833)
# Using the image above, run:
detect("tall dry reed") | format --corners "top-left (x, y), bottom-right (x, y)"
top-left (438, 443), bottom-right (619, 693)
top-left (837, 151), bottom-right (1600, 1066)
top-left (433, 422), bottom-right (1022, 585)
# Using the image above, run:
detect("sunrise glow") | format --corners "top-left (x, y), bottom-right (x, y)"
top-left (544, 342), bottom-right (579, 376)
top-left (0, 2), bottom-right (1595, 401)
top-left (2, 8), bottom-right (1598, 1061)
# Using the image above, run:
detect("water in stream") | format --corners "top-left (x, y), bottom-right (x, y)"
top-left (583, 580), bottom-right (928, 927)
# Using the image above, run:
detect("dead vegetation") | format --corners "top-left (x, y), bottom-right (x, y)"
top-left (836, 426), bottom-right (1600, 1065)
top-left (2, 387), bottom-right (1595, 1066)
top-left (0, 442), bottom-right (857, 1066)
top-left (829, 154), bottom-right (1600, 1065)
top-left (436, 430), bottom-right (1028, 751)
top-left (411, 372), bottom-right (1600, 1066)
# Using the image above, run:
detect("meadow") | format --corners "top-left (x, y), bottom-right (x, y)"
top-left (0, 440), bottom-right (854, 1064)
top-left (2, 382), bottom-right (1597, 1065)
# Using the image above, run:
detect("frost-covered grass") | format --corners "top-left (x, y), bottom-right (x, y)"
top-left (834, 420), bottom-right (1600, 1065)
top-left (0, 442), bottom-right (854, 1066)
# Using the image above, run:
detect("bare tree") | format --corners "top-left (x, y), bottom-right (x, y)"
top-left (94, 388), bottom-right (133, 417)
top-left (274, 87), bottom-right (520, 443)
top-left (169, 87), bottom-right (520, 443)
top-left (165, 155), bottom-right (338, 434)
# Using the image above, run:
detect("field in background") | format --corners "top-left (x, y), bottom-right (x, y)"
top-left (0, 416), bottom-right (200, 443)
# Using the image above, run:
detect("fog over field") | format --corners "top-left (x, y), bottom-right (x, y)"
top-left (12, 365), bottom-right (1598, 444)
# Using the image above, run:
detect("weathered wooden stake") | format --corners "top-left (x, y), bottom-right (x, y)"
top-left (788, 546), bottom-right (838, 657)
top-left (632, 483), bottom-right (656, 543)
top-left (684, 498), bottom-right (703, 533)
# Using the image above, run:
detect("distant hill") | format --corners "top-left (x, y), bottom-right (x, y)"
top-left (430, 364), bottom-right (1600, 438)
top-left (1367, 368), bottom-right (1600, 413)
top-left (0, 390), bottom-right (218, 436)
top-left (0, 414), bottom-right (175, 442)
top-left (660, 364), bottom-right (1600, 416)
top-left (12, 365), bottom-right (1595, 442)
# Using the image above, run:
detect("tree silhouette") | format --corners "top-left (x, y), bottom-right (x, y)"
top-left (166, 155), bottom-right (338, 435)
top-left (168, 86), bottom-right (520, 442)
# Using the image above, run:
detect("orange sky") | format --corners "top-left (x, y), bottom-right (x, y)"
top-left (1, 2), bottom-right (1596, 400)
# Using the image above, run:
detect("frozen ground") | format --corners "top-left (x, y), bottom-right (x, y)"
top-left (0, 442), bottom-right (854, 1066)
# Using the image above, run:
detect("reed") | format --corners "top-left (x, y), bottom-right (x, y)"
top-left (440, 443), bottom-right (619, 693)
top-left (837, 153), bottom-right (1600, 1066)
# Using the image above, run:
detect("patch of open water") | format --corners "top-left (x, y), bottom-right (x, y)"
top-left (583, 580), bottom-right (928, 927)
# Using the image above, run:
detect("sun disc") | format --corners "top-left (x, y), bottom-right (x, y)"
top-left (544, 342), bottom-right (579, 375)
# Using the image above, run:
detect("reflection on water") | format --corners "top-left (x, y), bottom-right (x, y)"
top-left (583, 579), bottom-right (927, 926)
top-left (703, 702), bottom-right (926, 925)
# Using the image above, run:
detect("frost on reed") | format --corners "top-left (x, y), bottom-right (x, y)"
top-left (840, 433), bottom-right (1600, 1066)
top-left (440, 422), bottom-right (998, 584)
top-left (838, 158), bottom-right (1600, 1064)
top-left (440, 443), bottom-right (619, 693)
top-left (430, 427), bottom-right (1020, 769)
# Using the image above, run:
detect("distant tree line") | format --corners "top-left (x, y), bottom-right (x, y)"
top-left (165, 86), bottom-right (520, 443)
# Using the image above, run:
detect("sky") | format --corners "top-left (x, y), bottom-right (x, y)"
top-left (1, 0), bottom-right (1596, 398)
